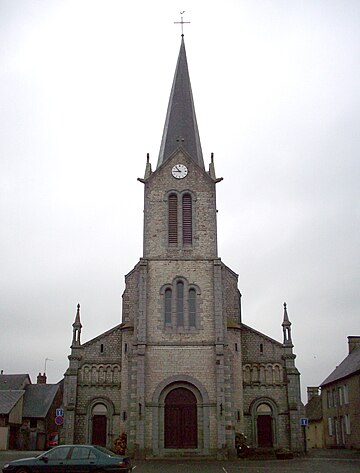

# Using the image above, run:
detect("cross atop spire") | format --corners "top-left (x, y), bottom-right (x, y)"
top-left (174, 11), bottom-right (190, 36)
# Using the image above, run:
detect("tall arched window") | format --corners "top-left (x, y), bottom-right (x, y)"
top-left (182, 193), bottom-right (192, 244)
top-left (176, 281), bottom-right (184, 326)
top-left (189, 288), bottom-right (196, 327)
top-left (165, 288), bottom-right (172, 325)
top-left (168, 194), bottom-right (178, 244)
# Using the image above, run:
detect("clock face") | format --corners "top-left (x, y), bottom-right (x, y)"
top-left (172, 164), bottom-right (188, 179)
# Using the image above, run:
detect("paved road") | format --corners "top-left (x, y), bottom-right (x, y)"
top-left (1, 450), bottom-right (359, 473)
top-left (131, 457), bottom-right (360, 473)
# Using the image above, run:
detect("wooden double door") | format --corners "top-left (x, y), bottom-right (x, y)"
top-left (164, 387), bottom-right (198, 448)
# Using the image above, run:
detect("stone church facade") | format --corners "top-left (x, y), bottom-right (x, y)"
top-left (62, 37), bottom-right (303, 458)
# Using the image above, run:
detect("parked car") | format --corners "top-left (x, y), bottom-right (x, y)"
top-left (2, 445), bottom-right (132, 472)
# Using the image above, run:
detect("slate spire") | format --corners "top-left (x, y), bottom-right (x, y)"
top-left (157, 37), bottom-right (204, 169)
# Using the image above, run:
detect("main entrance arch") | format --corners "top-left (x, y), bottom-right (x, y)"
top-left (164, 387), bottom-right (197, 448)
top-left (151, 375), bottom-right (210, 455)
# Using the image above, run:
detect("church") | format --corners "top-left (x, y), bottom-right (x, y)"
top-left (62, 36), bottom-right (303, 458)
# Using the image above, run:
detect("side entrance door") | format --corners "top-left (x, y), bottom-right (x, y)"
top-left (92, 415), bottom-right (107, 446)
top-left (164, 387), bottom-right (197, 448)
top-left (257, 415), bottom-right (273, 447)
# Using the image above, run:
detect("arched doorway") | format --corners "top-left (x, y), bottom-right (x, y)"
top-left (164, 387), bottom-right (197, 448)
top-left (91, 403), bottom-right (107, 446)
top-left (256, 403), bottom-right (273, 447)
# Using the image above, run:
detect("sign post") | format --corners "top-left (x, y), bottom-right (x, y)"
top-left (300, 418), bottom-right (308, 453)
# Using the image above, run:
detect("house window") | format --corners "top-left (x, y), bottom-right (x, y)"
top-left (30, 419), bottom-right (37, 428)
top-left (182, 193), bottom-right (192, 244)
top-left (327, 390), bottom-right (331, 408)
top-left (344, 384), bottom-right (349, 404)
top-left (168, 193), bottom-right (178, 244)
top-left (332, 389), bottom-right (337, 407)
top-left (328, 417), bottom-right (333, 436)
top-left (338, 386), bottom-right (343, 406)
top-left (260, 343), bottom-right (263, 353)
top-left (345, 414), bottom-right (351, 435)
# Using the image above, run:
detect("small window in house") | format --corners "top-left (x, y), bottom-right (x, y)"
top-left (260, 343), bottom-right (263, 353)
top-left (332, 389), bottom-right (337, 407)
top-left (327, 390), bottom-right (332, 408)
top-left (345, 414), bottom-right (351, 435)
top-left (100, 343), bottom-right (104, 353)
top-left (344, 384), bottom-right (349, 404)
top-left (30, 419), bottom-right (37, 429)
top-left (338, 386), bottom-right (343, 406)
top-left (124, 343), bottom-right (128, 353)
top-left (235, 343), bottom-right (238, 352)
top-left (328, 417), bottom-right (333, 436)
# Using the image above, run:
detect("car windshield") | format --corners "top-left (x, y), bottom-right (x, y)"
top-left (94, 445), bottom-right (120, 457)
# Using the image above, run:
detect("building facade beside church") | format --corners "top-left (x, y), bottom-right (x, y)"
top-left (62, 37), bottom-right (303, 458)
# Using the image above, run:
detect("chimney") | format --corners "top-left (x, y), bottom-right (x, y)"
top-left (37, 372), bottom-right (47, 384)
top-left (307, 386), bottom-right (319, 402)
top-left (348, 336), bottom-right (360, 354)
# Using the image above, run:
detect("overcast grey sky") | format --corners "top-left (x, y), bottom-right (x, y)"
top-left (1, 0), bottom-right (359, 402)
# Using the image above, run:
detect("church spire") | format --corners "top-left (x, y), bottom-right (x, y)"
top-left (282, 302), bottom-right (293, 347)
top-left (157, 37), bottom-right (204, 169)
top-left (71, 303), bottom-right (82, 347)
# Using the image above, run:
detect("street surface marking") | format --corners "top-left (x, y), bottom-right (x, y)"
top-left (222, 468), bottom-right (228, 473)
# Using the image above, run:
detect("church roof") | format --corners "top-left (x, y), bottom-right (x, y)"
top-left (157, 37), bottom-right (204, 169)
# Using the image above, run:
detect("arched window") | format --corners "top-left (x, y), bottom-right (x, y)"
top-left (168, 194), bottom-right (178, 244)
top-left (165, 288), bottom-right (172, 325)
top-left (182, 193), bottom-right (192, 244)
top-left (189, 288), bottom-right (196, 327)
top-left (176, 281), bottom-right (184, 326)
top-left (162, 279), bottom-right (200, 331)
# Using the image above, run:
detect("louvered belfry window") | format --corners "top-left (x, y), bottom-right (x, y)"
top-left (182, 193), bottom-right (192, 244)
top-left (168, 194), bottom-right (178, 244)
